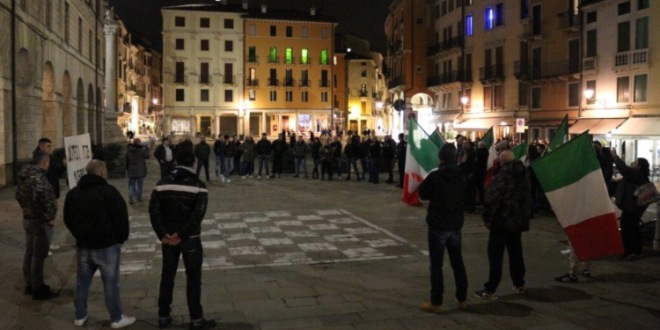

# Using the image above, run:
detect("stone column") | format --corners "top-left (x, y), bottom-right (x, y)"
top-left (103, 9), bottom-right (124, 143)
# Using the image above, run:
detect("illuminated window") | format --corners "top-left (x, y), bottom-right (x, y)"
top-left (269, 47), bottom-right (277, 63)
top-left (285, 48), bottom-right (293, 64)
top-left (485, 7), bottom-right (495, 30)
top-left (248, 47), bottom-right (257, 62)
top-left (321, 49), bottom-right (329, 65)
top-left (466, 14), bottom-right (473, 36)
top-left (301, 48), bottom-right (309, 64)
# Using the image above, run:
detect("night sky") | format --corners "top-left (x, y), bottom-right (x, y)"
top-left (108, 0), bottom-right (389, 52)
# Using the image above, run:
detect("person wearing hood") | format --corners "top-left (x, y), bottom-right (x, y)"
top-left (475, 150), bottom-right (532, 300)
top-left (417, 144), bottom-right (469, 314)
top-left (125, 138), bottom-right (150, 204)
top-left (63, 160), bottom-right (135, 328)
top-left (149, 150), bottom-right (216, 330)
top-left (16, 151), bottom-right (59, 300)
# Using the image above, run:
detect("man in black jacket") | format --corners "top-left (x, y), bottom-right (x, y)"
top-left (149, 151), bottom-right (216, 330)
top-left (417, 144), bottom-right (468, 314)
top-left (63, 160), bottom-right (135, 328)
top-left (154, 137), bottom-right (175, 179)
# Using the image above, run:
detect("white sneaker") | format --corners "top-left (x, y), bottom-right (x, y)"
top-left (110, 315), bottom-right (136, 329)
top-left (73, 315), bottom-right (87, 326)
top-left (50, 244), bottom-right (60, 250)
top-left (242, 176), bottom-right (247, 179)
top-left (221, 176), bottom-right (226, 183)
top-left (226, 178), bottom-right (231, 183)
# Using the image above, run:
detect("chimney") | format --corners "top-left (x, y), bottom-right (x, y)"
top-left (261, 4), bottom-right (267, 13)
top-left (310, 7), bottom-right (316, 16)
top-left (242, 0), bottom-right (248, 10)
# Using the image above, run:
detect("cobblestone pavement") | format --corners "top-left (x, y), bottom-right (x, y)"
top-left (0, 158), bottom-right (658, 329)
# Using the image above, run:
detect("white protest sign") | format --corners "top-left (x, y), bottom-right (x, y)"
top-left (64, 133), bottom-right (93, 188)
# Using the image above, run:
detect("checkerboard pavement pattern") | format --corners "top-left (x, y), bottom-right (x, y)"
top-left (119, 209), bottom-right (422, 274)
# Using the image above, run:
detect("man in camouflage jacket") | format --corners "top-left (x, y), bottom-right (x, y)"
top-left (16, 151), bottom-right (59, 300)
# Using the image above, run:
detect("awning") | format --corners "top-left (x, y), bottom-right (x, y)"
top-left (612, 117), bottom-right (660, 137)
top-left (454, 118), bottom-right (512, 131)
top-left (568, 118), bottom-right (626, 135)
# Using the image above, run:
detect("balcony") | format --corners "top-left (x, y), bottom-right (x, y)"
top-left (268, 56), bottom-right (280, 64)
top-left (319, 79), bottom-right (331, 88)
top-left (426, 37), bottom-right (463, 56)
top-left (583, 57), bottom-right (598, 74)
top-left (299, 80), bottom-right (310, 87)
top-left (199, 75), bottom-right (211, 84)
top-left (247, 55), bottom-right (259, 63)
top-left (284, 79), bottom-right (295, 87)
top-left (426, 70), bottom-right (466, 87)
top-left (246, 78), bottom-right (259, 87)
top-left (524, 60), bottom-right (579, 80)
top-left (222, 76), bottom-right (235, 85)
top-left (614, 49), bottom-right (649, 70)
top-left (479, 65), bottom-right (505, 82)
top-left (268, 79), bottom-right (279, 87)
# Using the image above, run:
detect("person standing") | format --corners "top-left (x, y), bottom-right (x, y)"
top-left (16, 151), bottom-right (59, 300)
top-left (239, 135), bottom-right (256, 179)
top-left (310, 137), bottom-right (322, 179)
top-left (271, 134), bottom-right (288, 178)
top-left (292, 137), bottom-right (310, 178)
top-left (194, 136), bottom-right (211, 182)
top-left (213, 134), bottom-right (224, 178)
top-left (256, 133), bottom-right (272, 179)
top-left (382, 135), bottom-right (396, 184)
top-left (154, 137), bottom-right (175, 179)
top-left (125, 138), bottom-right (150, 204)
top-left (368, 137), bottom-right (382, 184)
top-left (63, 160), bottom-right (135, 328)
top-left (149, 150), bottom-right (216, 330)
top-left (319, 139), bottom-right (335, 181)
top-left (396, 133), bottom-right (407, 188)
top-left (458, 139), bottom-right (477, 212)
top-left (344, 135), bottom-right (361, 181)
top-left (221, 135), bottom-right (236, 183)
top-left (418, 144), bottom-right (469, 313)
top-left (474, 150), bottom-right (531, 300)
top-left (612, 149), bottom-right (651, 260)
top-left (33, 137), bottom-right (63, 199)
top-left (330, 136), bottom-right (343, 179)
top-left (474, 140), bottom-right (489, 206)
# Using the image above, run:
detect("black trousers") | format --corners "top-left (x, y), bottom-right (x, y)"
top-left (484, 230), bottom-right (525, 292)
top-left (158, 238), bottom-right (204, 320)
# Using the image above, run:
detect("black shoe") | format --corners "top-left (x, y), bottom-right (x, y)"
top-left (555, 273), bottom-right (578, 283)
top-left (190, 318), bottom-right (216, 330)
top-left (159, 316), bottom-right (173, 329)
top-left (24, 285), bottom-right (32, 295)
top-left (32, 285), bottom-right (60, 300)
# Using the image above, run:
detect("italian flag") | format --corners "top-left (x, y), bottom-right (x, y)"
top-left (531, 133), bottom-right (623, 260)
top-left (482, 127), bottom-right (498, 187)
top-left (547, 114), bottom-right (569, 153)
top-left (402, 117), bottom-right (444, 206)
top-left (512, 142), bottom-right (528, 162)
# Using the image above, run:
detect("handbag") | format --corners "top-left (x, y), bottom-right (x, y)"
top-left (634, 182), bottom-right (659, 207)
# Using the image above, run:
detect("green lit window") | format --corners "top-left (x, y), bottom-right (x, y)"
top-left (301, 48), bottom-right (309, 64)
top-left (269, 47), bottom-right (277, 63)
top-left (285, 48), bottom-right (293, 64)
top-left (321, 49), bottom-right (328, 65)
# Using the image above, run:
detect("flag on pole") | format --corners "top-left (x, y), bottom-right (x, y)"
top-left (531, 133), bottom-right (622, 260)
top-left (511, 142), bottom-right (528, 162)
top-left (482, 127), bottom-right (498, 187)
top-left (547, 115), bottom-right (569, 152)
top-left (402, 118), bottom-right (443, 206)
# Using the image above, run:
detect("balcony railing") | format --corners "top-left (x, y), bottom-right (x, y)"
top-left (426, 36), bottom-right (463, 56)
top-left (479, 65), bottom-right (505, 81)
top-left (299, 80), bottom-right (310, 87)
top-left (246, 78), bottom-right (259, 87)
top-left (615, 48), bottom-right (649, 69)
top-left (583, 57), bottom-right (597, 73)
top-left (199, 75), bottom-right (211, 84)
top-left (284, 57), bottom-right (296, 65)
top-left (319, 79), bottom-right (331, 88)
top-left (268, 79), bottom-right (279, 87)
top-left (247, 55), bottom-right (258, 63)
top-left (222, 76), bottom-right (235, 84)
top-left (426, 70), bottom-right (466, 86)
top-left (284, 79), bottom-right (295, 87)
top-left (268, 56), bottom-right (280, 64)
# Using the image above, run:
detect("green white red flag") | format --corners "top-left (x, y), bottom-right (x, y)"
top-left (402, 117), bottom-right (444, 206)
top-left (512, 142), bottom-right (528, 162)
top-left (531, 133), bottom-right (623, 260)
top-left (482, 127), bottom-right (497, 187)
top-left (547, 115), bottom-right (569, 153)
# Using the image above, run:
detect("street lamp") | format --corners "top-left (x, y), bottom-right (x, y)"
top-left (583, 89), bottom-right (594, 101)
top-left (460, 95), bottom-right (469, 113)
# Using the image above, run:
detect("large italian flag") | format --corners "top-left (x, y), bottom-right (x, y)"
top-left (482, 127), bottom-right (498, 187)
top-left (402, 118), bottom-right (444, 206)
top-left (531, 133), bottom-right (623, 260)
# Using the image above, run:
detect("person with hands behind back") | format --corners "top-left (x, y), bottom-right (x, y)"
top-left (149, 150), bottom-right (216, 329)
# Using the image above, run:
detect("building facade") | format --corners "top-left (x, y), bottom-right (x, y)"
top-left (0, 0), bottom-right (112, 186)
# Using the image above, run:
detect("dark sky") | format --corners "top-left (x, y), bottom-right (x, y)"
top-left (108, 0), bottom-right (388, 52)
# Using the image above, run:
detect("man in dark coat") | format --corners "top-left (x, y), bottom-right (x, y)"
top-left (382, 135), bottom-right (396, 183)
top-left (33, 138), bottom-right (63, 199)
top-left (194, 136), bottom-right (211, 182)
top-left (396, 133), bottom-right (407, 188)
top-left (418, 144), bottom-right (469, 314)
top-left (149, 150), bottom-right (215, 330)
top-left (154, 137), bottom-right (175, 179)
top-left (475, 150), bottom-right (532, 300)
top-left (271, 134), bottom-right (288, 178)
top-left (63, 160), bottom-right (135, 328)
top-left (125, 138), bottom-right (150, 204)
top-left (256, 133), bottom-right (272, 178)
top-left (458, 139), bottom-right (477, 212)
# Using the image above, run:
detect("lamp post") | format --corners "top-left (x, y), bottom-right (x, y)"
top-left (460, 95), bottom-right (469, 112)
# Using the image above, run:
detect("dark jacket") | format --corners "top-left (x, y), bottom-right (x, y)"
top-left (310, 140), bottom-right (321, 159)
top-left (419, 163), bottom-right (466, 231)
top-left (125, 143), bottom-right (150, 178)
top-left (614, 157), bottom-right (649, 215)
top-left (483, 160), bottom-right (531, 233)
top-left (64, 174), bottom-right (129, 249)
top-left (256, 138), bottom-right (272, 156)
top-left (240, 139), bottom-right (257, 162)
top-left (213, 139), bottom-right (223, 156)
top-left (474, 147), bottom-right (490, 180)
top-left (344, 140), bottom-right (358, 158)
top-left (149, 166), bottom-right (208, 241)
top-left (272, 139), bottom-right (288, 156)
top-left (32, 147), bottom-right (62, 198)
top-left (293, 141), bottom-right (309, 158)
top-left (194, 141), bottom-right (211, 161)
top-left (154, 144), bottom-right (174, 163)
top-left (221, 141), bottom-right (237, 157)
top-left (458, 147), bottom-right (476, 175)
top-left (382, 139), bottom-right (396, 161)
top-left (15, 165), bottom-right (58, 222)
top-left (396, 140), bottom-right (407, 160)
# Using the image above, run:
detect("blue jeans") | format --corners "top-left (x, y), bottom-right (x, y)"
top-left (258, 155), bottom-right (270, 176)
top-left (75, 244), bottom-right (123, 322)
top-left (223, 157), bottom-right (234, 178)
top-left (428, 229), bottom-right (468, 305)
top-left (295, 157), bottom-right (307, 177)
top-left (128, 177), bottom-right (144, 202)
top-left (159, 238), bottom-right (204, 320)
